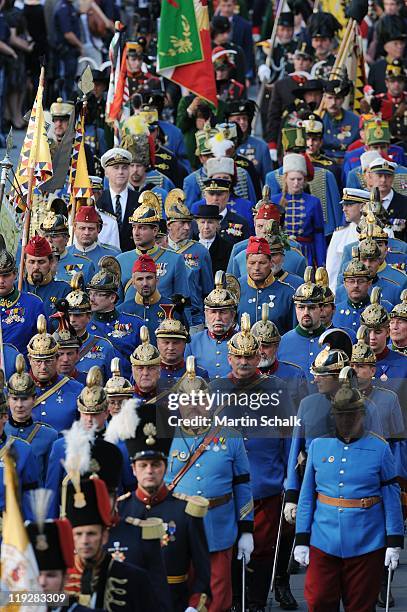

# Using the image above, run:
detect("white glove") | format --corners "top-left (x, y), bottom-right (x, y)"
top-left (185, 608), bottom-right (198, 612)
top-left (258, 64), bottom-right (271, 83)
top-left (294, 545), bottom-right (309, 567)
top-left (237, 532), bottom-right (254, 565)
top-left (269, 148), bottom-right (278, 162)
top-left (385, 547), bottom-right (401, 570)
top-left (284, 502), bottom-right (297, 524)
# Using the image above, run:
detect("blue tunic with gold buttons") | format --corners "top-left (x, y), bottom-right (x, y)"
top-left (322, 109), bottom-right (360, 161)
top-left (22, 278), bottom-right (71, 318)
top-left (5, 417), bottom-right (58, 485)
top-left (160, 361), bottom-right (209, 382)
top-left (335, 276), bottom-right (400, 309)
top-left (184, 328), bottom-right (235, 379)
top-left (31, 375), bottom-right (83, 432)
top-left (88, 310), bottom-right (142, 380)
top-left (67, 242), bottom-right (121, 267)
top-left (270, 192), bottom-right (326, 267)
top-left (295, 433), bottom-right (404, 558)
top-left (278, 325), bottom-right (326, 381)
top-left (55, 250), bottom-right (96, 285)
top-left (238, 273), bottom-right (295, 334)
top-left (76, 332), bottom-right (118, 383)
top-left (333, 296), bottom-right (394, 331)
top-left (165, 427), bottom-right (254, 552)
top-left (0, 433), bottom-right (39, 519)
top-left (0, 288), bottom-right (45, 356)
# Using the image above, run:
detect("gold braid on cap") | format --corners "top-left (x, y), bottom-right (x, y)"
top-left (390, 288), bottom-right (407, 320)
top-left (228, 313), bottom-right (260, 357)
top-left (130, 325), bottom-right (161, 365)
top-left (360, 287), bottom-right (390, 328)
top-left (351, 324), bottom-right (376, 364)
top-left (251, 303), bottom-right (280, 344)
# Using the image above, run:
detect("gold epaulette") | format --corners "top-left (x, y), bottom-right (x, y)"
top-left (117, 491), bottom-right (131, 503)
top-left (172, 492), bottom-right (209, 517)
top-left (125, 516), bottom-right (166, 539)
top-left (368, 431), bottom-right (388, 444)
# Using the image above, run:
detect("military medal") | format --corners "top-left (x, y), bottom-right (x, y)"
top-left (328, 456), bottom-right (335, 463)
top-left (168, 520), bottom-right (176, 541)
top-left (178, 450), bottom-right (188, 461)
top-left (212, 437), bottom-right (220, 452)
top-left (380, 372), bottom-right (388, 381)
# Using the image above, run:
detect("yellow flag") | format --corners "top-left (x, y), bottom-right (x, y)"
top-left (0, 452), bottom-right (43, 611)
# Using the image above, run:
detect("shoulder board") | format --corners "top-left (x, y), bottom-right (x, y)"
top-left (125, 517), bottom-right (165, 540)
top-left (93, 334), bottom-right (115, 348)
top-left (290, 247), bottom-right (303, 257)
top-left (117, 491), bottom-right (131, 503)
top-left (73, 254), bottom-right (92, 262)
top-left (172, 492), bottom-right (209, 517)
top-left (99, 209), bottom-right (117, 220)
top-left (26, 292), bottom-right (43, 302)
top-left (280, 360), bottom-right (302, 371)
top-left (121, 312), bottom-right (144, 321)
top-left (381, 276), bottom-right (399, 286)
top-left (335, 226), bottom-right (346, 231)
top-left (100, 243), bottom-right (120, 251)
top-left (368, 431), bottom-right (388, 444)
top-left (33, 421), bottom-right (54, 430)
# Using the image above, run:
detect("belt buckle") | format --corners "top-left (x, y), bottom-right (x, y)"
top-left (360, 498), bottom-right (369, 508)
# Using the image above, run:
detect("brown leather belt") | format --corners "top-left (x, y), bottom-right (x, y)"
top-left (318, 493), bottom-right (382, 509)
top-left (208, 492), bottom-right (233, 509)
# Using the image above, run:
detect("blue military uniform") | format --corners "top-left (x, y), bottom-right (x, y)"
top-left (191, 197), bottom-right (255, 235)
top-left (183, 165), bottom-right (256, 209)
top-left (343, 144), bottom-right (406, 184)
top-left (278, 325), bottom-right (326, 381)
top-left (55, 250), bottom-right (96, 285)
top-left (346, 162), bottom-right (407, 191)
top-left (76, 332), bottom-right (118, 382)
top-left (374, 347), bottom-right (407, 388)
top-left (269, 192), bottom-right (326, 267)
top-left (265, 166), bottom-right (342, 237)
top-left (362, 384), bottom-right (405, 440)
top-left (337, 260), bottom-right (407, 292)
top-left (88, 310), bottom-right (142, 379)
top-left (68, 242), bottom-right (121, 268)
top-left (333, 295), bottom-right (393, 330)
top-left (165, 427), bottom-right (254, 552)
top-left (5, 417), bottom-right (57, 484)
top-left (0, 289), bottom-right (45, 356)
top-left (184, 328), bottom-right (235, 379)
top-left (31, 375), bottom-right (82, 432)
top-left (0, 434), bottom-right (39, 518)
top-left (3, 343), bottom-right (19, 379)
top-left (145, 169), bottom-right (174, 193)
top-left (295, 433), bottom-right (404, 557)
top-left (238, 274), bottom-right (295, 333)
top-left (340, 241), bottom-right (407, 275)
top-left (237, 134), bottom-right (272, 179)
top-left (261, 359), bottom-right (308, 411)
top-left (159, 119), bottom-right (191, 174)
top-left (335, 276), bottom-right (400, 308)
top-left (160, 360), bottom-right (209, 382)
top-left (322, 109), bottom-right (360, 161)
top-left (22, 278), bottom-right (71, 318)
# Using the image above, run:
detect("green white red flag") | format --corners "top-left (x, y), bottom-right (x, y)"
top-left (157, 0), bottom-right (218, 107)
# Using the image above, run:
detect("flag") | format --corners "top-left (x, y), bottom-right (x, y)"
top-left (106, 22), bottom-right (129, 125)
top-left (68, 112), bottom-right (92, 205)
top-left (1, 452), bottom-right (44, 612)
top-left (39, 109), bottom-right (75, 193)
top-left (157, 0), bottom-right (217, 107)
top-left (9, 76), bottom-right (52, 212)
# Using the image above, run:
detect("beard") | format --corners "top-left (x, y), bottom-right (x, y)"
top-left (259, 357), bottom-right (274, 368)
top-left (31, 271), bottom-right (44, 285)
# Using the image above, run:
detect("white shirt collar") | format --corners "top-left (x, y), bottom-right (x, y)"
top-left (219, 208), bottom-right (227, 219)
top-left (73, 238), bottom-right (99, 253)
top-left (199, 236), bottom-right (216, 249)
top-left (381, 189), bottom-right (394, 210)
top-left (109, 187), bottom-right (128, 220)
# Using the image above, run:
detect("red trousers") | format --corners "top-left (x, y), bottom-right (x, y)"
top-left (305, 545), bottom-right (385, 612)
top-left (251, 494), bottom-right (281, 560)
top-left (208, 547), bottom-right (233, 612)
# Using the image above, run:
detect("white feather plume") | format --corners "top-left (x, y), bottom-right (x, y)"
top-left (63, 421), bottom-right (96, 475)
top-left (105, 398), bottom-right (140, 444)
top-left (209, 135), bottom-right (234, 158)
top-left (28, 488), bottom-right (53, 530)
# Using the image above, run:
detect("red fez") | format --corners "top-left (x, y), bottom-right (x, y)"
top-left (256, 203), bottom-right (281, 222)
top-left (246, 236), bottom-right (271, 256)
top-left (25, 235), bottom-right (52, 257)
top-left (75, 206), bottom-right (101, 225)
top-left (132, 254), bottom-right (157, 274)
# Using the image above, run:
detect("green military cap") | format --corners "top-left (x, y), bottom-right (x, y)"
top-left (364, 119), bottom-right (391, 146)
top-left (281, 125), bottom-right (306, 153)
top-left (251, 303), bottom-right (281, 344)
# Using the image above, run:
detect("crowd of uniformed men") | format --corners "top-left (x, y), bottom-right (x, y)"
top-left (2, 1), bottom-right (407, 611)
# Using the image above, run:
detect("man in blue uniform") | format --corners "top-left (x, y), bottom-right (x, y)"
top-left (389, 290), bottom-right (407, 355)
top-left (51, 306), bottom-right (87, 385)
top-left (321, 78), bottom-right (360, 162)
top-left (238, 236), bottom-right (295, 333)
top-left (0, 383), bottom-right (38, 519)
top-left (0, 237), bottom-right (45, 356)
top-left (334, 250), bottom-right (394, 331)
top-left (27, 314), bottom-right (82, 432)
top-left (360, 288), bottom-right (407, 396)
top-left (294, 371), bottom-right (404, 612)
top-left (5, 354), bottom-right (57, 484)
top-left (117, 254), bottom-right (190, 340)
top-left (87, 257), bottom-right (142, 380)
top-left (116, 192), bottom-right (190, 304)
top-left (163, 356), bottom-right (254, 612)
top-left (40, 207), bottom-right (96, 285)
top-left (68, 205), bottom-right (121, 267)
top-left (130, 326), bottom-right (162, 403)
top-left (105, 358), bottom-right (134, 418)
top-left (252, 303), bottom-right (308, 408)
top-left (165, 189), bottom-right (213, 328)
top-left (155, 305), bottom-right (208, 382)
top-left (22, 235), bottom-right (71, 318)
top-left (66, 274), bottom-right (118, 382)
top-left (105, 397), bottom-right (212, 612)
top-left (185, 271), bottom-right (238, 379)
top-left (278, 268), bottom-right (326, 380)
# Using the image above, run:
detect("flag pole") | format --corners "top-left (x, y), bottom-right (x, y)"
top-left (18, 66), bottom-right (45, 291)
top-left (0, 129), bottom-right (13, 214)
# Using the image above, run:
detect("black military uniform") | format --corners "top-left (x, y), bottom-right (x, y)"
top-left (368, 15), bottom-right (407, 94)
top-left (371, 60), bottom-right (407, 149)
top-left (105, 399), bottom-right (211, 612)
